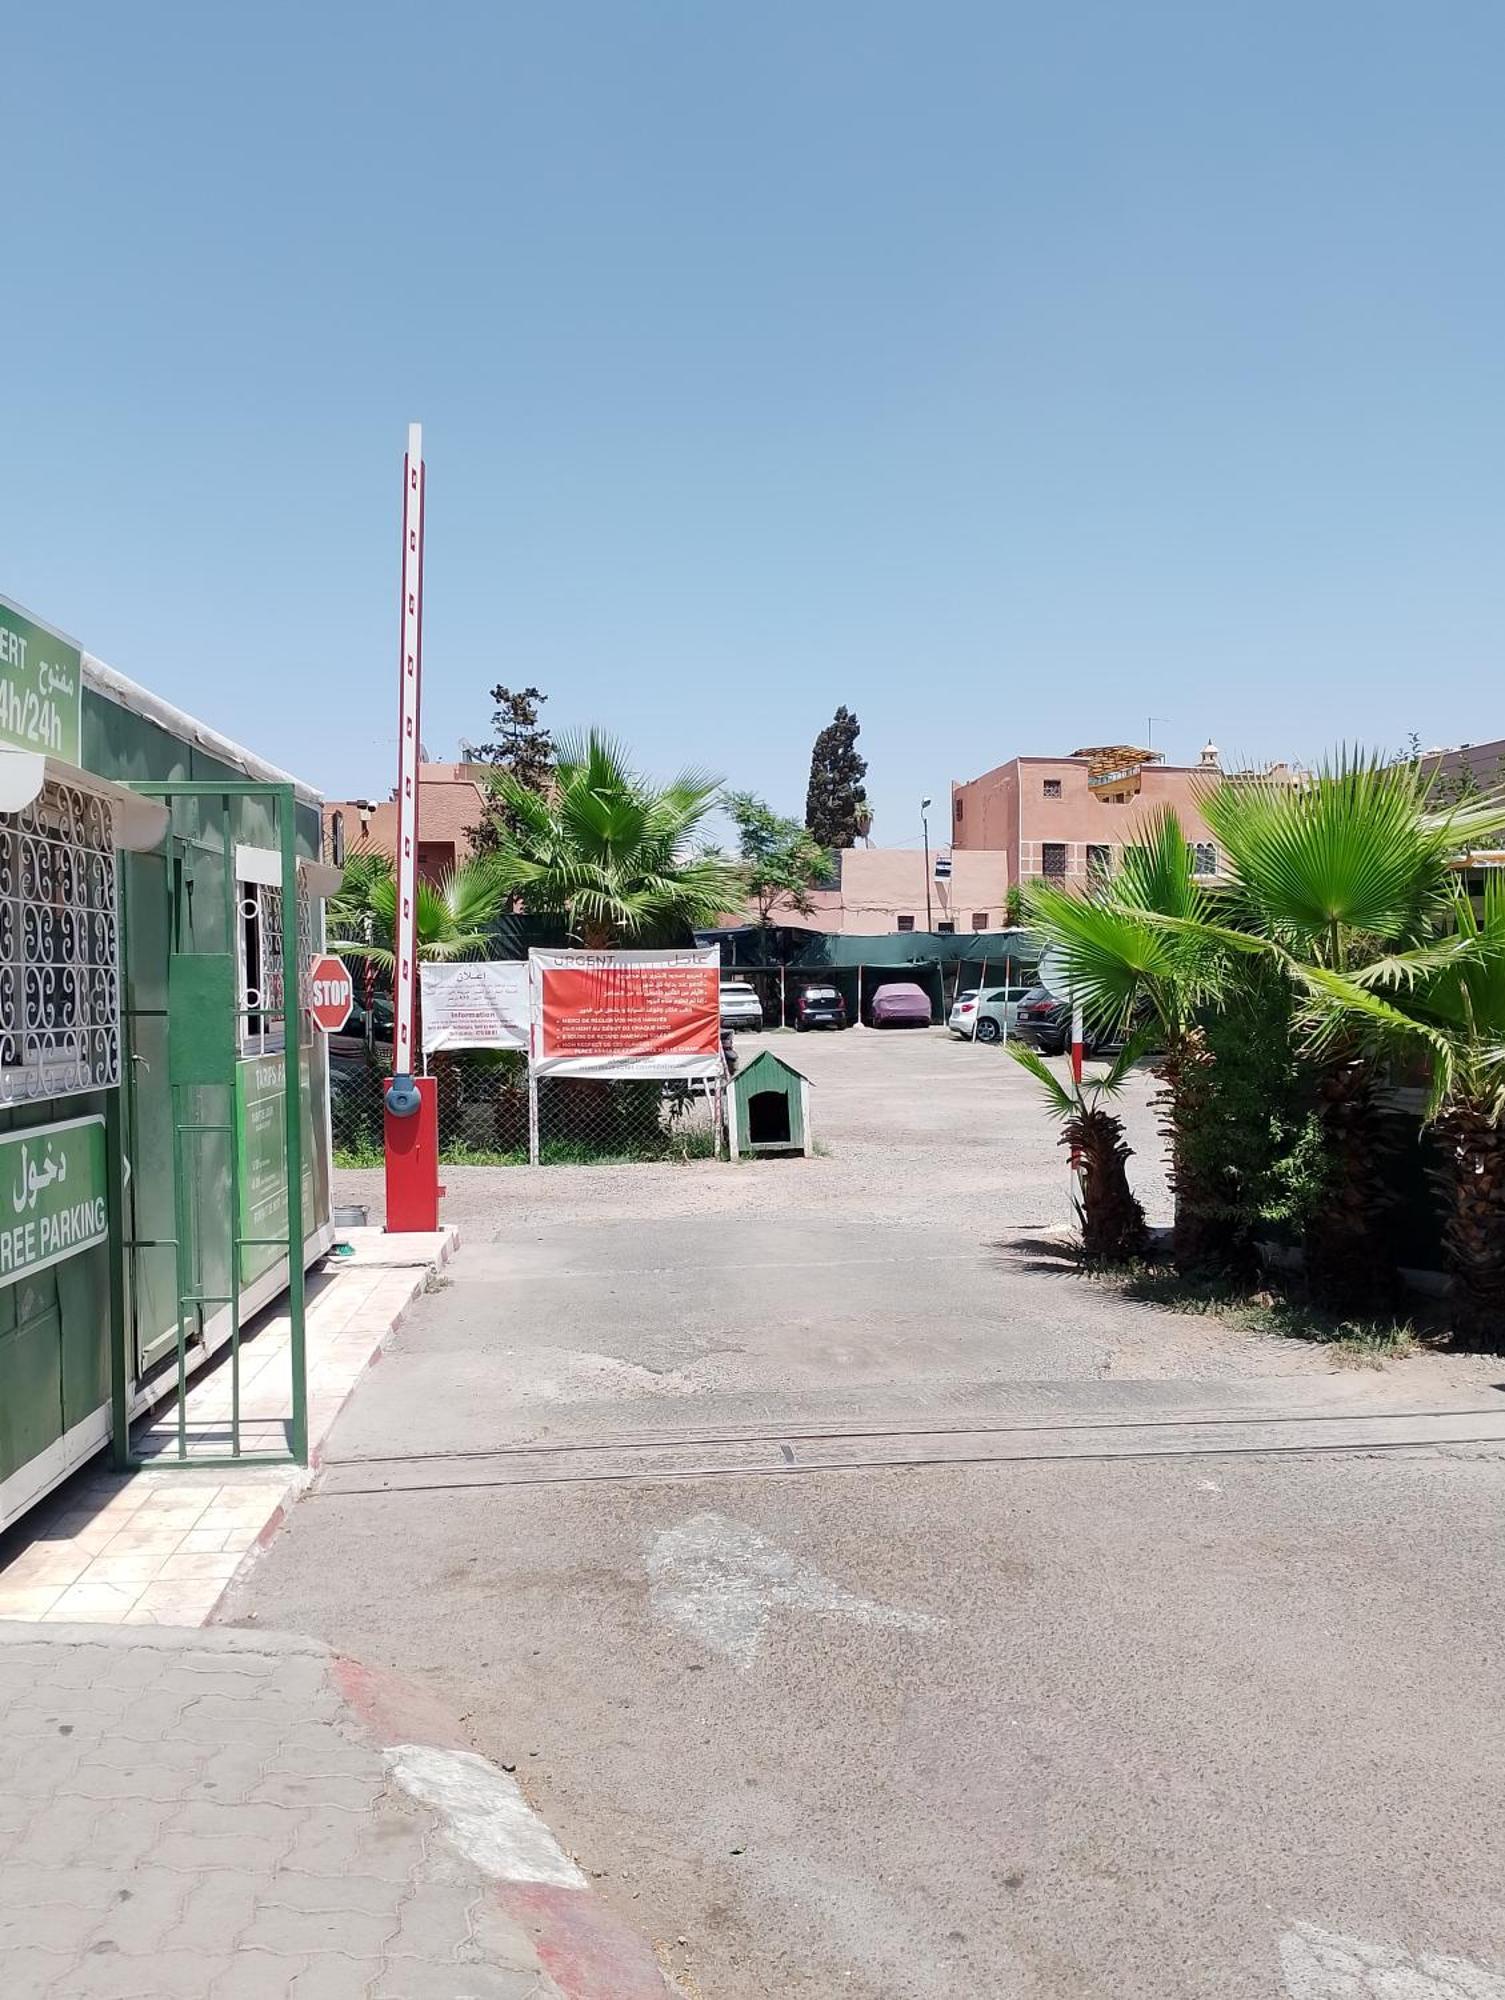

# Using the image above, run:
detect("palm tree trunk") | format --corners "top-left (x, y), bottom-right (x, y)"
top-left (1067, 1106), bottom-right (1148, 1262)
top-left (1152, 1027), bottom-right (1233, 1277)
top-left (1304, 1054), bottom-right (1398, 1314)
top-left (1431, 1103), bottom-right (1505, 1349)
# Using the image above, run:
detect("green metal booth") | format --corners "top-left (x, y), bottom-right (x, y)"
top-left (0, 595), bottom-right (338, 1530)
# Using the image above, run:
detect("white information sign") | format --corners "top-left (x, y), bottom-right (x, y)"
top-left (420, 961), bottom-right (530, 1053)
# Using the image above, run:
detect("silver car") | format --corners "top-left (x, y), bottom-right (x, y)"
top-left (719, 979), bottom-right (764, 1032)
top-left (948, 984), bottom-right (1030, 1044)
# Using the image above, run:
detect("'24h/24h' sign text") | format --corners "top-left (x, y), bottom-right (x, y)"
top-left (0, 600), bottom-right (84, 765)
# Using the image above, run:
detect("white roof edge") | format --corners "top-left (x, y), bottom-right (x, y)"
top-left (83, 655), bottom-right (324, 805)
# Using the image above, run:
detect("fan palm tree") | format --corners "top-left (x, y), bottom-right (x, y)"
top-left (1008, 1035), bottom-right (1150, 1261)
top-left (326, 851), bottom-right (506, 971)
top-left (325, 851), bottom-right (512, 1135)
top-left (1023, 809), bottom-right (1231, 1272)
top-left (1299, 878), bottom-right (1505, 1346)
top-left (483, 732), bottom-right (743, 947)
top-left (1196, 752), bottom-right (1505, 1309)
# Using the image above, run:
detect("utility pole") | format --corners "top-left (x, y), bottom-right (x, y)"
top-left (921, 797), bottom-right (933, 931)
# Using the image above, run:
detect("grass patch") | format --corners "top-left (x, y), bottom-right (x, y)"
top-left (335, 1130), bottom-right (722, 1170)
top-left (1096, 1264), bottom-right (1422, 1366)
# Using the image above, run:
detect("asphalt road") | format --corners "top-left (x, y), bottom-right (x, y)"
top-left (225, 1028), bottom-right (1505, 1999)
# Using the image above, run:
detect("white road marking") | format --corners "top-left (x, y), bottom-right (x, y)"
top-left (647, 1512), bottom-right (943, 1669)
top-left (384, 1742), bottom-right (586, 1888)
top-left (1280, 1921), bottom-right (1505, 1998)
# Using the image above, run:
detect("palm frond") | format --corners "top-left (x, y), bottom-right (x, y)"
top-left (1201, 748), bottom-right (1464, 960)
top-left (1295, 961), bottom-right (1459, 1118)
top-left (476, 729), bottom-right (740, 942)
top-left (1006, 1041), bottom-right (1077, 1118)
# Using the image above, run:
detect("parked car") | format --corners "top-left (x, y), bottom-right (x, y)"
top-left (719, 979), bottom-right (764, 1032)
top-left (948, 984), bottom-right (1031, 1044)
top-left (1012, 986), bottom-right (1126, 1057)
top-left (330, 992), bottom-right (394, 1058)
top-left (870, 981), bottom-right (933, 1028)
top-left (796, 983), bottom-right (847, 1031)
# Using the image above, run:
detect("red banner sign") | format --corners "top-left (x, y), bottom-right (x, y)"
top-left (538, 960), bottom-right (719, 1063)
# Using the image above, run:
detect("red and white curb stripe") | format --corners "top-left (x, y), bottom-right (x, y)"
top-left (335, 1658), bottom-right (672, 1999)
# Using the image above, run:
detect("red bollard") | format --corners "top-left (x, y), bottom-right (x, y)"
top-left (384, 1077), bottom-right (440, 1233)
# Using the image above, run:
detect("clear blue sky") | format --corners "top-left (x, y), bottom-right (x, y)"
top-left (7, 2), bottom-right (1502, 843)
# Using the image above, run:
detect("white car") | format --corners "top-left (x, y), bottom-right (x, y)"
top-left (948, 984), bottom-right (1030, 1044)
top-left (719, 979), bottom-right (764, 1032)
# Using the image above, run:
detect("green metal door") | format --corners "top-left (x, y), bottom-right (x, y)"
top-left (117, 783), bottom-right (308, 1469)
top-left (122, 832), bottom-right (188, 1373)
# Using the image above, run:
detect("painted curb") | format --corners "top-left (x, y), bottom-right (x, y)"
top-left (334, 1655), bottom-right (673, 2000)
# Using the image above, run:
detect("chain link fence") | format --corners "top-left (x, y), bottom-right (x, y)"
top-left (330, 1048), bottom-right (722, 1167)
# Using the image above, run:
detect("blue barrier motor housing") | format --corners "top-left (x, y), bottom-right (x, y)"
top-left (384, 1073), bottom-right (422, 1119)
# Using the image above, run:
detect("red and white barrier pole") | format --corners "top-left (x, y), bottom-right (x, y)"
top-left (1069, 996), bottom-right (1085, 1188)
top-left (384, 423), bottom-right (440, 1232)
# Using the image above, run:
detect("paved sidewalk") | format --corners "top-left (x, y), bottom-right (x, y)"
top-left (0, 1228), bottom-right (457, 1628)
top-left (0, 1621), bottom-right (669, 1999)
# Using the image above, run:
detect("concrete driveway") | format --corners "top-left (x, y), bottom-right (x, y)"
top-left (223, 1028), bottom-right (1505, 1999)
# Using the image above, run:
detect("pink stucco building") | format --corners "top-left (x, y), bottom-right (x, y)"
top-left (950, 743), bottom-right (1234, 886)
top-left (798, 846), bottom-right (1011, 935)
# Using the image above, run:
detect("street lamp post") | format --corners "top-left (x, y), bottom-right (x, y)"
top-left (921, 797), bottom-right (933, 932)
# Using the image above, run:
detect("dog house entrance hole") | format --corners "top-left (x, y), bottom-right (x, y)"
top-left (747, 1089), bottom-right (791, 1147)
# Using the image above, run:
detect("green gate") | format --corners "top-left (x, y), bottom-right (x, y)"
top-left (111, 782), bottom-right (309, 1470)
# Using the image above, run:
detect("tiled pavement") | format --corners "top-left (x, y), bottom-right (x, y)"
top-left (0, 1229), bottom-right (458, 1628)
top-left (0, 1621), bottom-right (562, 1999)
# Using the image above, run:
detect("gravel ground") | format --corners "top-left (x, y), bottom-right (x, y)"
top-left (336, 1026), bottom-right (1489, 1393)
top-left (340, 1025), bottom-right (1172, 1239)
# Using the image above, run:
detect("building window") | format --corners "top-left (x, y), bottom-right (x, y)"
top-left (1190, 842), bottom-right (1217, 877)
top-left (0, 781), bottom-right (120, 1102)
top-left (1042, 778), bottom-right (1062, 799)
top-left (937, 920), bottom-right (956, 935)
top-left (1087, 844), bottom-right (1113, 882)
top-left (954, 797), bottom-right (963, 823)
top-left (896, 915), bottom-right (915, 932)
top-left (1041, 843), bottom-right (1067, 880)
top-left (971, 911), bottom-right (989, 930)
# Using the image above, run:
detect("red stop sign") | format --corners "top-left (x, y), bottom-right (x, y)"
top-left (309, 953), bottom-right (354, 1033)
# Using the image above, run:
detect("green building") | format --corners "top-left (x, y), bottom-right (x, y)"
top-left (0, 594), bottom-right (338, 1529)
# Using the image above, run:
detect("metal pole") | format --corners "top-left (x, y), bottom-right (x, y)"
top-left (105, 1085), bottom-right (131, 1469)
top-left (921, 799), bottom-right (933, 932)
top-left (221, 798), bottom-right (242, 1460)
top-left (279, 787), bottom-right (308, 1466)
top-left (1070, 995), bottom-right (1085, 1191)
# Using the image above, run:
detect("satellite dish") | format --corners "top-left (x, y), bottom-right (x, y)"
top-left (1036, 946), bottom-right (1072, 999)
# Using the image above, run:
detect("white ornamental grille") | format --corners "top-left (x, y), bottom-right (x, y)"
top-left (0, 781), bottom-right (120, 1103)
top-left (240, 880), bottom-right (314, 1055)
